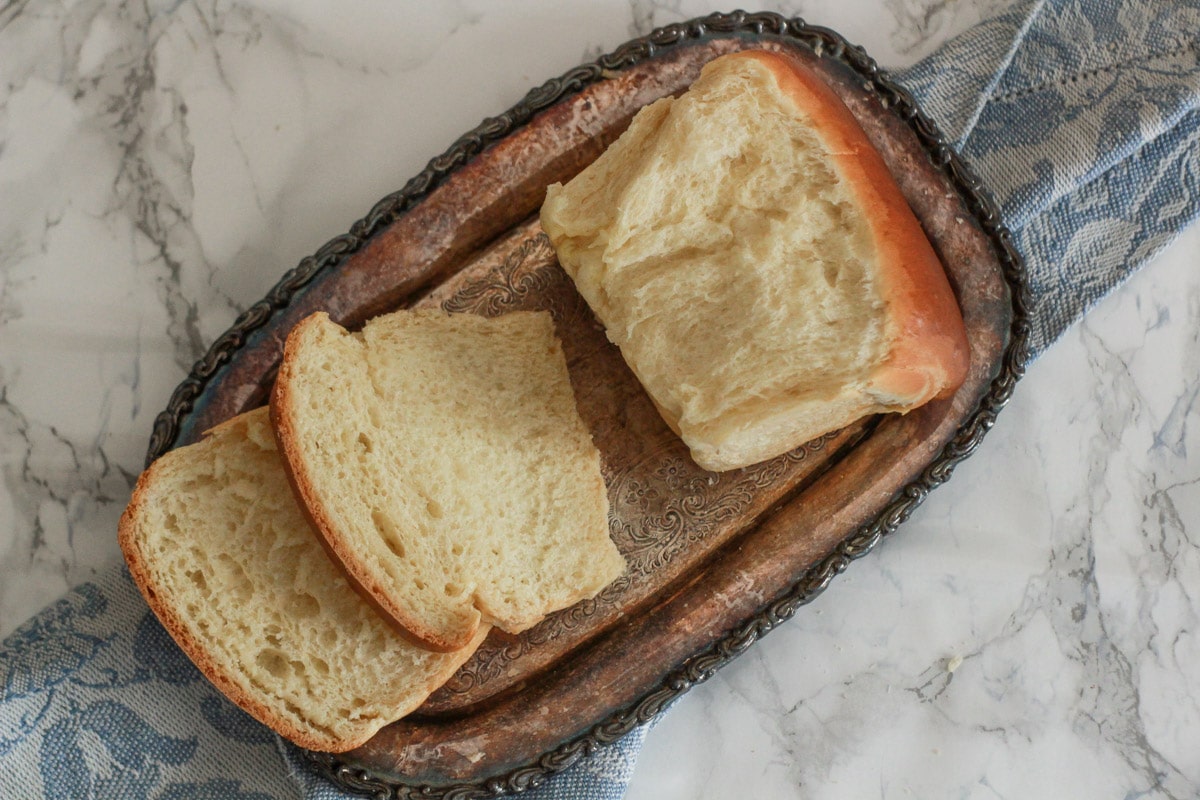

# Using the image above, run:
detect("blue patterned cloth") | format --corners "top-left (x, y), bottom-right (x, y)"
top-left (2, 1), bottom-right (1198, 797)
top-left (897, 0), bottom-right (1200, 355)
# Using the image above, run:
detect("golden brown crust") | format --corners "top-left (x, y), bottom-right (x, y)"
top-left (118, 415), bottom-right (489, 752)
top-left (269, 312), bottom-right (476, 654)
top-left (119, 459), bottom-right (360, 752)
top-left (745, 50), bottom-right (970, 405)
top-left (541, 50), bottom-right (970, 472)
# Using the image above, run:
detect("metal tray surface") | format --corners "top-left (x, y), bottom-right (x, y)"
top-left (145, 10), bottom-right (1029, 798)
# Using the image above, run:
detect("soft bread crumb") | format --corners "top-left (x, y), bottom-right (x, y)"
top-left (272, 309), bottom-right (625, 652)
top-left (541, 50), bottom-right (969, 471)
top-left (118, 408), bottom-right (486, 752)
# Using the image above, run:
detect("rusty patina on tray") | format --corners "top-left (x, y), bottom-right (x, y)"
top-left (147, 11), bottom-right (1027, 798)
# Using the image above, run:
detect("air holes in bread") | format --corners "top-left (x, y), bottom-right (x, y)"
top-left (257, 648), bottom-right (289, 678)
top-left (292, 592), bottom-right (321, 618)
top-left (371, 509), bottom-right (406, 558)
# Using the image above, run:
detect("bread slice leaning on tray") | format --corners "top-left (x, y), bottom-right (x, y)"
top-left (270, 309), bottom-right (625, 653)
top-left (118, 407), bottom-right (488, 753)
top-left (541, 49), bottom-right (970, 472)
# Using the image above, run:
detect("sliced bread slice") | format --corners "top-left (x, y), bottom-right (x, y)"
top-left (540, 49), bottom-right (970, 471)
top-left (118, 407), bottom-right (486, 753)
top-left (271, 309), bottom-right (624, 653)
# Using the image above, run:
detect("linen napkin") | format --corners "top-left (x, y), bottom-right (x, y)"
top-left (898, 0), bottom-right (1200, 356)
top-left (2, 1), bottom-right (1198, 797)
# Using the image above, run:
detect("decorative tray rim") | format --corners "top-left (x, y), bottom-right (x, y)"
top-left (146, 9), bottom-right (1030, 799)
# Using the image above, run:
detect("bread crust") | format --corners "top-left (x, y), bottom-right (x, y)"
top-left (544, 50), bottom-right (970, 471)
top-left (117, 433), bottom-right (483, 753)
top-left (120, 464), bottom-right (326, 747)
top-left (271, 310), bottom-right (621, 653)
top-left (270, 313), bottom-right (474, 653)
top-left (744, 50), bottom-right (969, 406)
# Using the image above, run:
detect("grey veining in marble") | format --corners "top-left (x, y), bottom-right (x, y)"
top-left (1, 1), bottom-right (1197, 797)
top-left (626, 224), bottom-right (1200, 798)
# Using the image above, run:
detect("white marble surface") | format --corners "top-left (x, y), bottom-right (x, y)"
top-left (0, 0), bottom-right (1196, 798)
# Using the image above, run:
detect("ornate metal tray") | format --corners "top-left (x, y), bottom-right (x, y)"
top-left (146, 10), bottom-right (1027, 798)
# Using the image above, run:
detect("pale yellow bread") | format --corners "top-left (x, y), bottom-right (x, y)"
top-left (271, 309), bottom-right (624, 653)
top-left (540, 49), bottom-right (970, 471)
top-left (118, 407), bottom-right (486, 753)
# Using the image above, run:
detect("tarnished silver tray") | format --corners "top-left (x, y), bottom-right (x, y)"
top-left (146, 11), bottom-right (1027, 798)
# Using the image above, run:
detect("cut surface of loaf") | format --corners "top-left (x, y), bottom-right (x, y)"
top-left (540, 49), bottom-right (970, 471)
top-left (118, 407), bottom-right (486, 753)
top-left (271, 309), bottom-right (624, 653)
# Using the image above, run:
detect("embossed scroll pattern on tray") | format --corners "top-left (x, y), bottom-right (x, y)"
top-left (305, 11), bottom-right (1027, 796)
top-left (139, 8), bottom-right (1029, 795)
top-left (430, 233), bottom-right (836, 695)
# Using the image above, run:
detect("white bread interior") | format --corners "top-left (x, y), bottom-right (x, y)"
top-left (118, 407), bottom-right (486, 753)
top-left (541, 49), bottom-right (969, 471)
top-left (271, 309), bottom-right (624, 653)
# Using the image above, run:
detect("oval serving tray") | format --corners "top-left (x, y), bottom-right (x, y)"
top-left (147, 10), bottom-right (1028, 798)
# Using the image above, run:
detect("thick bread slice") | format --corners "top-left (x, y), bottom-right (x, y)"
top-left (118, 407), bottom-right (486, 753)
top-left (540, 49), bottom-right (970, 471)
top-left (271, 309), bottom-right (624, 653)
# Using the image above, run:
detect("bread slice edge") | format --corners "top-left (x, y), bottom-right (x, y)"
top-left (269, 312), bottom-right (479, 654)
top-left (117, 415), bottom-right (488, 752)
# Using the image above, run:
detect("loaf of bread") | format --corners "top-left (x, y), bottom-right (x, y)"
top-left (118, 407), bottom-right (486, 752)
top-left (540, 50), bottom-right (970, 471)
top-left (271, 309), bottom-right (625, 653)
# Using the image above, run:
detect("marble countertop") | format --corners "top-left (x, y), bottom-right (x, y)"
top-left (2, 1), bottom-right (1197, 797)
